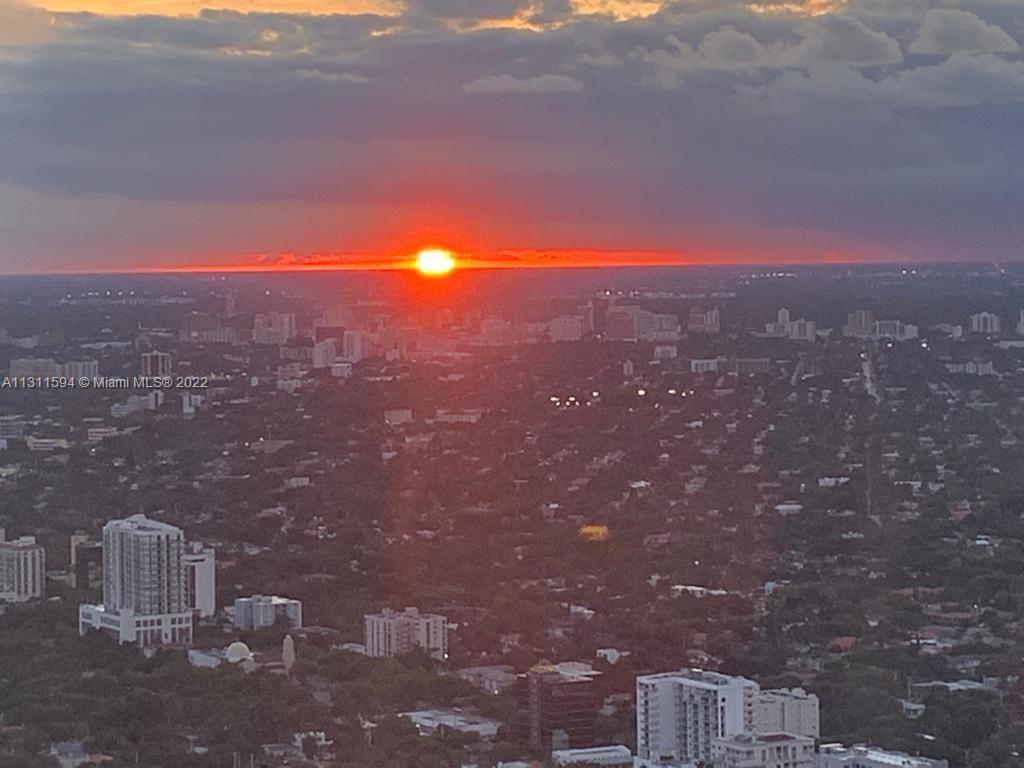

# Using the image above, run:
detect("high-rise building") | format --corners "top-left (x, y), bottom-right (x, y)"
top-left (0, 534), bottom-right (46, 603)
top-left (843, 310), bottom-right (874, 339)
top-left (711, 733), bottom-right (815, 768)
top-left (233, 594), bottom-right (303, 631)
top-left (342, 329), bottom-right (369, 361)
top-left (140, 350), bottom-right (172, 377)
top-left (312, 339), bottom-right (337, 369)
top-left (78, 515), bottom-right (194, 647)
top-left (969, 311), bottom-right (1001, 335)
top-left (636, 670), bottom-right (758, 767)
top-left (752, 688), bottom-right (819, 738)
top-left (872, 320), bottom-right (918, 342)
top-left (253, 312), bottom-right (297, 344)
top-left (183, 543), bottom-right (216, 619)
top-left (364, 607), bottom-right (448, 661)
top-left (688, 306), bottom-right (721, 334)
top-left (525, 661), bottom-right (600, 752)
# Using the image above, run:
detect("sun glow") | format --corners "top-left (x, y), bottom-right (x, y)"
top-left (415, 248), bottom-right (457, 276)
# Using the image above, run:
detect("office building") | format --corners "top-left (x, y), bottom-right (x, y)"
top-left (183, 543), bottom-right (216, 618)
top-left (234, 594), bottom-right (303, 631)
top-left (364, 607), bottom-right (448, 661)
top-left (753, 688), bottom-right (819, 738)
top-left (0, 533), bottom-right (46, 602)
top-left (636, 669), bottom-right (758, 767)
top-left (525, 661), bottom-right (600, 752)
top-left (78, 514), bottom-right (194, 647)
top-left (816, 744), bottom-right (948, 768)
top-left (712, 733), bottom-right (815, 768)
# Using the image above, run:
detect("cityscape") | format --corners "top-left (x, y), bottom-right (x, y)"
top-left (3, 0), bottom-right (1024, 765)
top-left (3, 264), bottom-right (1024, 767)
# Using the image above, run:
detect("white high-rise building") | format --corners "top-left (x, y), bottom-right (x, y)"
top-left (183, 543), bottom-right (216, 618)
top-left (364, 607), bottom-right (448, 661)
top-left (0, 534), bottom-right (46, 602)
top-left (78, 515), bottom-right (194, 647)
top-left (636, 670), bottom-right (758, 767)
top-left (233, 594), bottom-right (303, 630)
top-left (712, 733), bottom-right (815, 768)
top-left (752, 688), bottom-right (819, 738)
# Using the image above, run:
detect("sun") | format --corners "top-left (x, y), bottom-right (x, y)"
top-left (415, 248), bottom-right (457, 277)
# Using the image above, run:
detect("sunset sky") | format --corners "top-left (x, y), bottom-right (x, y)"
top-left (1, 0), bottom-right (1022, 273)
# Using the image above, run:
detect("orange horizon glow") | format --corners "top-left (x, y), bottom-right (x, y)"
top-left (0, 245), bottom-right (903, 276)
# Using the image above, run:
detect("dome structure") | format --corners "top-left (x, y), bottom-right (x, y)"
top-left (225, 641), bottom-right (253, 664)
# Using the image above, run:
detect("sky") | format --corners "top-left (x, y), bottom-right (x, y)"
top-left (0, 0), bottom-right (1022, 273)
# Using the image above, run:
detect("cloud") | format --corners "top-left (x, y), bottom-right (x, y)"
top-left (1, 0), bottom-right (1024, 270)
top-left (463, 73), bottom-right (584, 92)
top-left (736, 53), bottom-right (1024, 112)
top-left (635, 13), bottom-right (901, 86)
top-left (910, 8), bottom-right (1019, 55)
top-left (0, 0), bottom-right (53, 45)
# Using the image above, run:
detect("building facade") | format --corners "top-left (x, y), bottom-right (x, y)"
top-left (0, 534), bottom-right (46, 602)
top-left (752, 688), bottom-right (820, 738)
top-left (183, 543), bottom-right (216, 618)
top-left (816, 744), bottom-right (948, 768)
top-left (525, 661), bottom-right (600, 752)
top-left (364, 607), bottom-right (448, 661)
top-left (78, 515), bottom-right (194, 647)
top-left (636, 670), bottom-right (758, 767)
top-left (233, 594), bottom-right (303, 631)
top-left (712, 733), bottom-right (815, 768)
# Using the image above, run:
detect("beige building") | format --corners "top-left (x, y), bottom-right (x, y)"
top-left (0, 534), bottom-right (46, 602)
top-left (753, 688), bottom-right (820, 738)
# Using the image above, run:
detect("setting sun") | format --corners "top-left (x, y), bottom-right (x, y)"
top-left (415, 248), bottom-right (457, 276)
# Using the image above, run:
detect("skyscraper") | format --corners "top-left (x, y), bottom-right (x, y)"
top-left (78, 515), bottom-right (194, 647)
top-left (0, 534), bottom-right (46, 603)
top-left (636, 670), bottom-right (758, 766)
top-left (183, 543), bottom-right (216, 619)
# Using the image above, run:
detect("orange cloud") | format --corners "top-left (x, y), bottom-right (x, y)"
top-left (36, 0), bottom-right (400, 14)
top-left (33, 0), bottom-right (667, 20)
